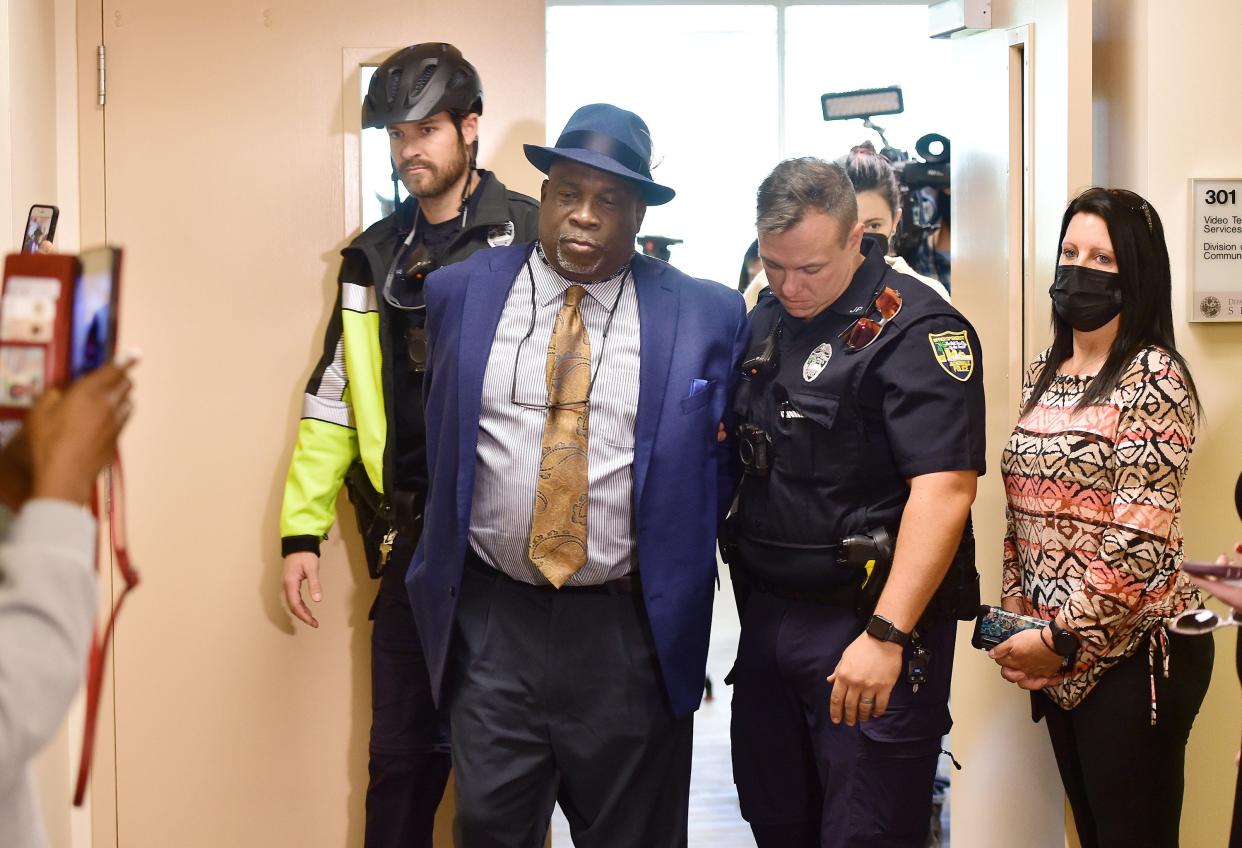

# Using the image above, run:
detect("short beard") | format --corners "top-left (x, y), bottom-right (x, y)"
top-left (555, 242), bottom-right (605, 277)
top-left (403, 138), bottom-right (470, 201)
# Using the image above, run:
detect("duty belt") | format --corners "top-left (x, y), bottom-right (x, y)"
top-left (748, 577), bottom-right (856, 607)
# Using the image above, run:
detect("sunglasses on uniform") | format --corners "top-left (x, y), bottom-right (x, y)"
top-left (1165, 606), bottom-right (1242, 637)
top-left (839, 286), bottom-right (902, 352)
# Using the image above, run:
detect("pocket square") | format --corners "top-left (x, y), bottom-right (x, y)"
top-left (688, 378), bottom-right (711, 397)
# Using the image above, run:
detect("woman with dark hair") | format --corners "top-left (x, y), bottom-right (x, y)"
top-left (990, 187), bottom-right (1213, 847)
top-left (742, 141), bottom-right (949, 310)
top-left (839, 141), bottom-right (950, 301)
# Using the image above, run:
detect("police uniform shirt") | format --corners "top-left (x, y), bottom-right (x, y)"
top-left (736, 239), bottom-right (985, 589)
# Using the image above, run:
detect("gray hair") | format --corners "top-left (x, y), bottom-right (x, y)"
top-left (755, 157), bottom-right (858, 241)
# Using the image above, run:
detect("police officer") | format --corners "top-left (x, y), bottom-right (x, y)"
top-left (278, 43), bottom-right (538, 848)
top-left (727, 157), bottom-right (985, 848)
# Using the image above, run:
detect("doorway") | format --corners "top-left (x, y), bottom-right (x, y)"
top-left (72, 2), bottom-right (544, 846)
top-left (545, 3), bottom-right (959, 845)
top-left (66, 0), bottom-right (1093, 845)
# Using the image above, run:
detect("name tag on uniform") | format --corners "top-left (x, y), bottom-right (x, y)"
top-left (778, 403), bottom-right (805, 420)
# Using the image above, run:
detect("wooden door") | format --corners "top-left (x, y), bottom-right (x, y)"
top-left (75, 2), bottom-right (543, 845)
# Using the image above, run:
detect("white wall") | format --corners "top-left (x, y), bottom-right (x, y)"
top-left (2, 2), bottom-right (88, 847)
top-left (1095, 1), bottom-right (1242, 845)
top-left (947, 2), bottom-right (1095, 845)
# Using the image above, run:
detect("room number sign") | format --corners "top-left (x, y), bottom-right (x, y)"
top-left (1191, 178), bottom-right (1242, 321)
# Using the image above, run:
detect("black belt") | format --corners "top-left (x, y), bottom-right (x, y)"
top-left (465, 549), bottom-right (638, 595)
top-left (747, 576), bottom-right (856, 607)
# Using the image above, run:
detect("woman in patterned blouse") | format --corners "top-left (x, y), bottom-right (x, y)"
top-left (990, 188), bottom-right (1213, 848)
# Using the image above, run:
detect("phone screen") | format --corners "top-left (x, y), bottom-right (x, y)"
top-left (71, 248), bottom-right (118, 379)
top-left (22, 206), bottom-right (57, 254)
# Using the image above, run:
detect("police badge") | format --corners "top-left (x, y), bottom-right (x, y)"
top-left (487, 221), bottom-right (516, 248)
top-left (803, 343), bottom-right (833, 382)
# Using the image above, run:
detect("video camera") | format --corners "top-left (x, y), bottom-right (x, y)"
top-left (821, 86), bottom-right (950, 262)
top-left (637, 234), bottom-right (683, 263)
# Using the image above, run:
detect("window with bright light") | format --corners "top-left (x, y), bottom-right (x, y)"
top-left (546, 3), bottom-right (946, 287)
top-left (361, 65), bottom-right (409, 229)
top-left (783, 5), bottom-right (950, 158)
top-left (547, 5), bottom-right (779, 287)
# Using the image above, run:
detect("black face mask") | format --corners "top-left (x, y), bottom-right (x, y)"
top-left (1050, 265), bottom-right (1122, 331)
top-left (863, 232), bottom-right (890, 257)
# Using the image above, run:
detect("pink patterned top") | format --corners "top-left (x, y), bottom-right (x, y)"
top-left (1001, 346), bottom-right (1200, 711)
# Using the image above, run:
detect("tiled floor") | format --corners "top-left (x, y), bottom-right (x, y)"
top-left (548, 566), bottom-right (953, 847)
top-left (550, 564), bottom-right (753, 847)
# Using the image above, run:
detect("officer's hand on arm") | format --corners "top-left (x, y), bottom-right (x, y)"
top-left (283, 552), bottom-right (323, 628)
top-left (828, 470), bottom-right (977, 726)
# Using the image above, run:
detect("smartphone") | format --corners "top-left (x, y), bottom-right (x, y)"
top-left (21, 205), bottom-right (58, 254)
top-left (70, 246), bottom-right (122, 379)
top-left (1181, 560), bottom-right (1242, 581)
top-left (971, 604), bottom-right (1046, 650)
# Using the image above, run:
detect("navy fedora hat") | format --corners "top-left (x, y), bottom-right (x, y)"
top-left (524, 103), bottom-right (675, 205)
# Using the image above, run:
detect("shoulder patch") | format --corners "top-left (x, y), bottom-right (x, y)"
top-left (928, 330), bottom-right (974, 382)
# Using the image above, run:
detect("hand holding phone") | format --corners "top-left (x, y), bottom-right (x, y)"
top-left (0, 244), bottom-right (123, 419)
top-left (971, 604), bottom-right (1046, 650)
top-left (27, 361), bottom-right (135, 506)
top-left (1181, 560), bottom-right (1242, 582)
top-left (21, 205), bottom-right (58, 254)
top-left (1184, 551), bottom-right (1242, 612)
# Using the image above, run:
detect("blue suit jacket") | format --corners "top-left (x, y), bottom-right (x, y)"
top-left (406, 243), bottom-right (748, 718)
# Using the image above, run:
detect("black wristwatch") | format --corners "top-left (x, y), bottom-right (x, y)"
top-left (1047, 619), bottom-right (1080, 658)
top-left (865, 614), bottom-right (911, 647)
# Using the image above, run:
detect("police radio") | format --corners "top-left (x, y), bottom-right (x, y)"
top-left (740, 320), bottom-right (781, 378)
top-left (0, 246), bottom-right (122, 420)
top-left (736, 320), bottom-right (782, 476)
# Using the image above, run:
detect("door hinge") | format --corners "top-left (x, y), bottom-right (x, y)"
top-left (97, 45), bottom-right (106, 106)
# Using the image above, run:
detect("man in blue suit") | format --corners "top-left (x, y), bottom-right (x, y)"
top-left (406, 104), bottom-right (748, 847)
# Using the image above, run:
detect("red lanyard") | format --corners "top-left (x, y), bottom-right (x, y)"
top-left (74, 456), bottom-right (139, 807)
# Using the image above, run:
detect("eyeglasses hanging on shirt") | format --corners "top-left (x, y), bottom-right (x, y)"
top-left (381, 218), bottom-right (439, 374)
top-left (509, 256), bottom-right (627, 411)
top-left (381, 227), bottom-right (437, 313)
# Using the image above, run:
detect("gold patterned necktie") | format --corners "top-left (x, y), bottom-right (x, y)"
top-left (528, 284), bottom-right (591, 587)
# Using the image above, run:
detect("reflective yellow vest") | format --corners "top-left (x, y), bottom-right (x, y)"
top-left (279, 174), bottom-right (538, 556)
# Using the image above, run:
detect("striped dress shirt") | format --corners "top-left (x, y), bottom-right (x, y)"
top-left (468, 248), bottom-right (642, 585)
